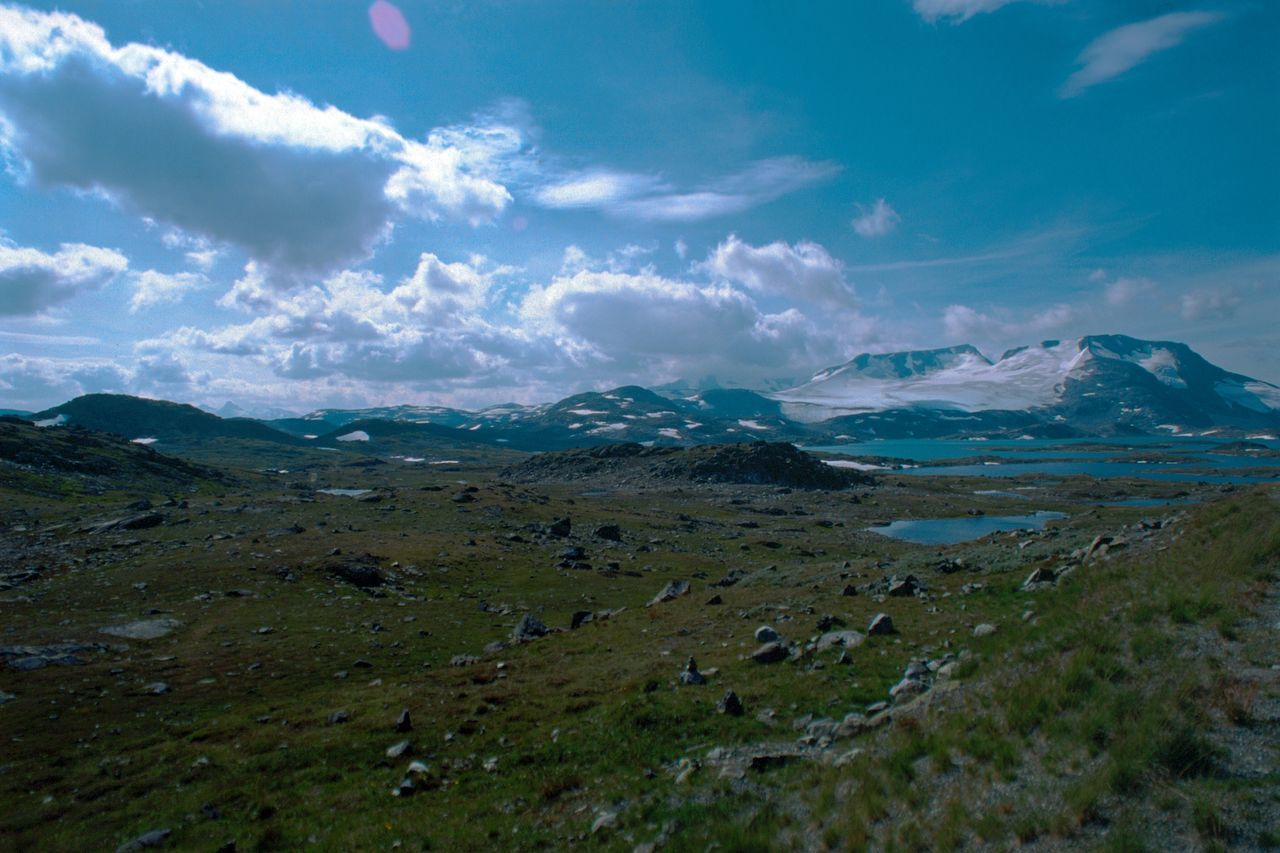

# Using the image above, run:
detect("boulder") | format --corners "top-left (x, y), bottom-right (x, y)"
top-left (717, 690), bottom-right (744, 716)
top-left (512, 613), bottom-right (549, 642)
top-left (867, 613), bottom-right (896, 636)
top-left (647, 579), bottom-right (690, 606)
top-left (751, 642), bottom-right (788, 664)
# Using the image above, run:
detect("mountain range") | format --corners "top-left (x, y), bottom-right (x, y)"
top-left (24, 335), bottom-right (1280, 453)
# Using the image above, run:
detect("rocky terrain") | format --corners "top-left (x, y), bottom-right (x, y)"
top-left (502, 441), bottom-right (874, 490)
top-left (0, 424), bottom-right (1276, 850)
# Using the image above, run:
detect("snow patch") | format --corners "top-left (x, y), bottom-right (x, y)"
top-left (737, 419), bottom-right (767, 430)
top-left (131, 437), bottom-right (158, 445)
top-left (823, 459), bottom-right (886, 471)
top-left (336, 430), bottom-right (370, 442)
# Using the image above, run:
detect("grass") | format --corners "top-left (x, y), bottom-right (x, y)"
top-left (0, 437), bottom-right (1276, 849)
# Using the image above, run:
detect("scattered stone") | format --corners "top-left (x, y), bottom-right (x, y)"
top-left (866, 701), bottom-right (890, 715)
top-left (704, 594), bottom-right (723, 606)
top-left (326, 558), bottom-right (385, 588)
top-left (748, 753), bottom-right (792, 772)
top-left (973, 623), bottom-right (998, 638)
top-left (0, 690), bottom-right (13, 705)
top-left (647, 579), bottom-right (690, 606)
top-left (394, 777), bottom-right (416, 797)
top-left (116, 828), bottom-right (171, 851)
top-left (1022, 566), bottom-right (1057, 590)
top-left (386, 740), bottom-right (411, 759)
top-left (327, 710), bottom-right (349, 725)
top-left (841, 584), bottom-right (858, 596)
top-left (144, 682), bottom-right (170, 696)
top-left (751, 642), bottom-right (788, 664)
top-left (591, 811), bottom-right (618, 834)
top-left (887, 575), bottom-right (920, 597)
top-left (867, 613), bottom-right (896, 636)
top-left (754, 625), bottom-right (780, 643)
top-left (512, 613), bottom-right (549, 642)
top-left (547, 517), bottom-right (572, 537)
top-left (678, 656), bottom-right (706, 686)
top-left (593, 524), bottom-right (622, 541)
top-left (717, 690), bottom-right (744, 716)
top-left (816, 630), bottom-right (864, 651)
top-left (450, 654), bottom-right (479, 667)
top-left (101, 618), bottom-right (181, 641)
top-left (482, 756), bottom-right (498, 773)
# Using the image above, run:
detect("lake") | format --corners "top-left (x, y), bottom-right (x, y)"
top-left (868, 511), bottom-right (1067, 545)
top-left (810, 436), bottom-right (1280, 483)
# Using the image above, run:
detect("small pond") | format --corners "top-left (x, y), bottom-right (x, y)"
top-left (868, 511), bottom-right (1067, 545)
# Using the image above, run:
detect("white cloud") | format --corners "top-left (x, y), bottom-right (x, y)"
top-left (0, 353), bottom-right (131, 408)
top-left (0, 6), bottom-right (515, 284)
top-left (851, 198), bottom-right (901, 238)
top-left (533, 170), bottom-right (663, 208)
top-left (1180, 286), bottom-right (1242, 321)
top-left (912, 0), bottom-right (1051, 24)
top-left (518, 268), bottom-right (852, 381)
top-left (1103, 275), bottom-right (1156, 306)
top-left (701, 235), bottom-right (857, 309)
top-left (1059, 12), bottom-right (1224, 98)
top-left (943, 302), bottom-right (1075, 342)
top-left (533, 156), bottom-right (839, 222)
top-left (129, 270), bottom-right (205, 312)
top-left (674, 238), bottom-right (688, 260)
top-left (0, 241), bottom-right (128, 315)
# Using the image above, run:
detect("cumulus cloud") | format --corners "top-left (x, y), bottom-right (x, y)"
top-left (1059, 12), bottom-right (1223, 98)
top-left (851, 198), bottom-right (901, 238)
top-left (943, 302), bottom-right (1075, 342)
top-left (1180, 286), bottom-right (1242, 321)
top-left (160, 253), bottom-right (549, 385)
top-left (518, 268), bottom-right (849, 381)
top-left (912, 0), bottom-right (1050, 24)
top-left (0, 241), bottom-right (128, 315)
top-left (129, 270), bottom-right (206, 312)
top-left (701, 235), bottom-right (857, 309)
top-left (0, 353), bottom-right (131, 408)
top-left (0, 6), bottom-right (515, 285)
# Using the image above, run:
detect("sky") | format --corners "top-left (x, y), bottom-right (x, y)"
top-left (0, 0), bottom-right (1276, 415)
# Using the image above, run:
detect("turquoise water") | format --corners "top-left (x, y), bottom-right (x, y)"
top-left (868, 511), bottom-right (1067, 545)
top-left (811, 437), bottom-right (1280, 482)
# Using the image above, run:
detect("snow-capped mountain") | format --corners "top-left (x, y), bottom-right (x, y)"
top-left (772, 335), bottom-right (1280, 432)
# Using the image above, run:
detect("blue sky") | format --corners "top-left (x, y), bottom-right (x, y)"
top-left (0, 0), bottom-right (1275, 413)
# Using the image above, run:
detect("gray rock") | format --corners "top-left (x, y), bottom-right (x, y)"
top-left (570, 610), bottom-right (594, 630)
top-left (547, 517), bottom-right (572, 537)
top-left (889, 678), bottom-right (927, 701)
top-left (647, 579), bottom-right (690, 606)
top-left (816, 630), bottom-right (864, 651)
top-left (593, 524), bottom-right (622, 541)
top-left (973, 623), bottom-right (998, 638)
top-left (394, 777), bottom-right (416, 797)
top-left (0, 690), bottom-right (13, 705)
top-left (678, 657), bottom-right (706, 686)
top-left (512, 613), bottom-right (549, 642)
top-left (101, 618), bottom-right (181, 640)
top-left (386, 740), bottom-right (412, 759)
top-left (144, 682), bottom-right (170, 696)
top-left (1022, 566), bottom-right (1056, 589)
top-left (395, 708), bottom-right (412, 732)
top-left (836, 713), bottom-right (868, 738)
top-left (753, 625), bottom-right (780, 643)
top-left (751, 642), bottom-right (788, 664)
top-left (116, 828), bottom-right (171, 851)
top-left (887, 575), bottom-right (920, 597)
top-left (449, 654), bottom-right (479, 667)
top-left (717, 690), bottom-right (744, 716)
top-left (867, 613), bottom-right (896, 636)
top-left (704, 594), bottom-right (723, 606)
top-left (327, 710), bottom-right (349, 724)
top-left (591, 811), bottom-right (618, 834)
